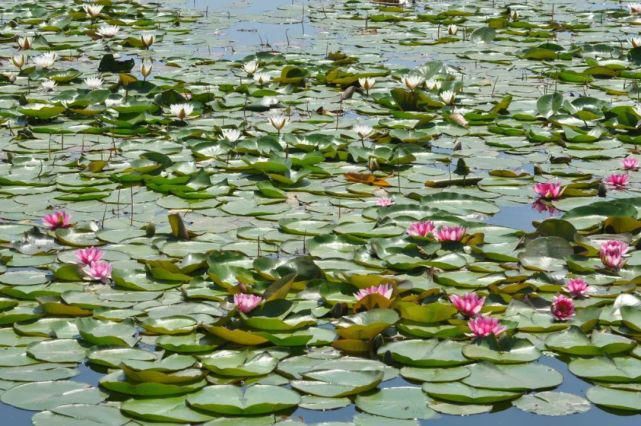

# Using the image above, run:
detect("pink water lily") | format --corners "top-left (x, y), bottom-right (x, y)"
top-left (42, 211), bottom-right (71, 230)
top-left (565, 278), bottom-right (590, 298)
top-left (234, 293), bottom-right (263, 313)
top-left (450, 293), bottom-right (485, 318)
top-left (551, 294), bottom-right (575, 321)
top-left (75, 247), bottom-right (103, 266)
top-left (605, 173), bottom-right (630, 189)
top-left (468, 315), bottom-right (506, 338)
top-left (623, 156), bottom-right (640, 171)
top-left (533, 182), bottom-right (563, 200)
top-left (355, 284), bottom-right (393, 301)
top-left (83, 261), bottom-right (112, 283)
top-left (375, 197), bottom-right (394, 207)
top-left (600, 240), bottom-right (629, 270)
top-left (407, 221), bottom-right (435, 238)
top-left (435, 225), bottom-right (466, 242)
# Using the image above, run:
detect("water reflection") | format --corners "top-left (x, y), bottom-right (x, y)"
top-left (487, 203), bottom-right (558, 232)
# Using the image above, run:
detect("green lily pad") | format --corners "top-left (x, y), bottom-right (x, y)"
top-left (187, 384), bottom-right (300, 415)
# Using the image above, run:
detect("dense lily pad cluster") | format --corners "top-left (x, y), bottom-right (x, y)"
top-left (1, 0), bottom-right (641, 424)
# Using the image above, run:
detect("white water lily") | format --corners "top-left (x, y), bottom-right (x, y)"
top-left (629, 3), bottom-right (641, 14)
top-left (402, 75), bottom-right (423, 90)
top-left (510, 9), bottom-right (519, 21)
top-left (11, 54), bottom-right (26, 69)
top-left (169, 103), bottom-right (194, 120)
top-left (83, 3), bottom-right (103, 18)
top-left (447, 24), bottom-right (458, 35)
top-left (440, 90), bottom-right (456, 105)
top-left (450, 110), bottom-right (468, 128)
top-left (254, 72), bottom-right (271, 85)
top-left (243, 60), bottom-right (259, 75)
top-left (33, 52), bottom-right (57, 69)
top-left (96, 24), bottom-right (120, 38)
top-left (140, 32), bottom-right (155, 48)
top-left (359, 77), bottom-right (375, 90)
top-left (358, 77), bottom-right (375, 93)
top-left (18, 36), bottom-right (32, 50)
top-left (268, 113), bottom-right (288, 132)
top-left (141, 61), bottom-right (152, 79)
top-left (632, 38), bottom-right (641, 48)
top-left (354, 124), bottom-right (373, 140)
top-left (40, 79), bottom-right (56, 91)
top-left (425, 79), bottom-right (441, 91)
top-left (221, 129), bottom-right (242, 142)
top-left (84, 77), bottom-right (104, 90)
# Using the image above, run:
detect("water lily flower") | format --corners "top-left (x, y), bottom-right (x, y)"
top-left (439, 90), bottom-right (456, 105)
top-left (141, 60), bottom-right (152, 80)
top-left (40, 79), bottom-right (56, 92)
top-left (605, 173), bottom-right (630, 189)
top-left (170, 103), bottom-right (194, 121)
top-left (375, 197), bottom-right (394, 207)
top-left (447, 24), bottom-right (458, 35)
top-left (355, 284), bottom-right (393, 301)
top-left (221, 129), bottom-right (242, 142)
top-left (359, 77), bottom-right (375, 95)
top-left (83, 260), bottom-right (112, 283)
top-left (243, 60), bottom-right (259, 75)
top-left (425, 79), bottom-right (441, 91)
top-left (468, 315), bottom-right (506, 338)
top-left (565, 278), bottom-right (590, 299)
top-left (354, 124), bottom-right (373, 141)
top-left (268, 114), bottom-right (288, 132)
top-left (33, 52), bottom-right (57, 69)
top-left (11, 54), bottom-right (26, 69)
top-left (253, 72), bottom-right (271, 85)
top-left (83, 3), bottom-right (103, 18)
top-left (84, 77), bottom-right (103, 90)
top-left (551, 294), bottom-right (575, 321)
top-left (402, 75), bottom-right (423, 91)
top-left (510, 9), bottom-right (519, 20)
top-left (42, 211), bottom-right (71, 230)
top-left (17, 36), bottom-right (32, 50)
top-left (96, 24), bottom-right (120, 38)
top-left (75, 247), bottom-right (103, 265)
top-left (449, 111), bottom-right (468, 128)
top-left (632, 38), bottom-right (641, 48)
top-left (534, 182), bottom-right (563, 200)
top-left (435, 225), bottom-right (466, 242)
top-left (450, 293), bottom-right (485, 318)
top-left (623, 156), bottom-right (640, 171)
top-left (600, 240), bottom-right (629, 270)
top-left (407, 221), bottom-right (435, 238)
top-left (140, 32), bottom-right (155, 49)
top-left (234, 293), bottom-right (263, 313)
top-left (629, 3), bottom-right (641, 14)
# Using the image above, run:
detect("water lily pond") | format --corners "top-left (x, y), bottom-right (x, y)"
top-left (2, 0), bottom-right (641, 424)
